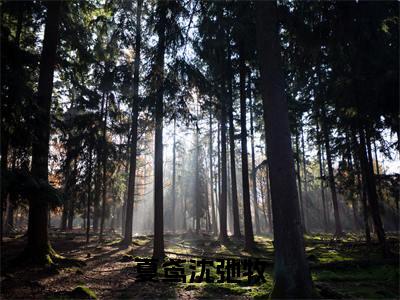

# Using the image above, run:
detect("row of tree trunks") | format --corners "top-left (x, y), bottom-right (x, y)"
top-left (321, 106), bottom-right (343, 236)
top-left (355, 126), bottom-right (387, 255)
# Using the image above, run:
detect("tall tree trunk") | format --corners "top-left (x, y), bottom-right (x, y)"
top-left (121, 133), bottom-right (130, 236)
top-left (227, 45), bottom-right (241, 238)
top-left (153, 2), bottom-right (166, 259)
top-left (209, 104), bottom-right (218, 235)
top-left (99, 93), bottom-right (109, 241)
top-left (373, 139), bottom-right (385, 206)
top-left (263, 152), bottom-right (273, 233)
top-left (5, 152), bottom-right (17, 235)
top-left (295, 133), bottom-right (306, 233)
top-left (195, 123), bottom-right (201, 234)
top-left (219, 108), bottom-right (228, 241)
top-left (0, 125), bottom-right (9, 243)
top-left (123, 0), bottom-right (142, 245)
top-left (86, 146), bottom-right (93, 243)
top-left (321, 107), bottom-right (342, 235)
top-left (183, 181), bottom-right (187, 231)
top-left (239, 42), bottom-right (254, 250)
top-left (67, 159), bottom-right (78, 230)
top-left (226, 148), bottom-right (233, 233)
top-left (217, 122), bottom-right (221, 227)
top-left (26, 1), bottom-right (61, 261)
top-left (259, 177), bottom-right (268, 231)
top-left (300, 126), bottom-right (308, 227)
top-left (171, 117), bottom-right (177, 233)
top-left (256, 1), bottom-right (313, 297)
top-left (249, 77), bottom-right (261, 235)
top-left (5, 195), bottom-right (15, 234)
top-left (93, 159), bottom-right (101, 232)
top-left (358, 169), bottom-right (371, 244)
top-left (316, 119), bottom-right (328, 232)
top-left (61, 153), bottom-right (72, 230)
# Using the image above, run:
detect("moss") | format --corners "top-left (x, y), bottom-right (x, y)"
top-left (199, 283), bottom-right (248, 297)
top-left (70, 285), bottom-right (97, 299)
top-left (119, 254), bottom-right (134, 262)
top-left (313, 265), bottom-right (399, 282)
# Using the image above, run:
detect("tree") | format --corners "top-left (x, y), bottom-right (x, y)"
top-left (25, 0), bottom-right (62, 263)
top-left (152, 1), bottom-right (167, 259)
top-left (255, 1), bottom-right (313, 297)
top-left (123, 0), bottom-right (143, 245)
top-left (249, 76), bottom-right (261, 235)
top-left (239, 41), bottom-right (254, 250)
top-left (227, 42), bottom-right (241, 238)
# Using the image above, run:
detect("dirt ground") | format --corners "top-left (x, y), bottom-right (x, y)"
top-left (1, 230), bottom-right (399, 299)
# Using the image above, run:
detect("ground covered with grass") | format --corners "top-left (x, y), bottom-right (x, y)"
top-left (1, 230), bottom-right (399, 299)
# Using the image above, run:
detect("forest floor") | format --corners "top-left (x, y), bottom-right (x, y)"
top-left (1, 230), bottom-right (399, 299)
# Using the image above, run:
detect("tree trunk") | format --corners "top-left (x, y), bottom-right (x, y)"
top-left (227, 45), bottom-right (241, 238)
top-left (373, 139), bottom-right (385, 206)
top-left (171, 117), bottom-right (177, 233)
top-left (0, 127), bottom-right (9, 243)
top-left (249, 76), bottom-right (261, 235)
top-left (226, 147), bottom-right (233, 233)
top-left (195, 123), bottom-right (201, 234)
top-left (239, 42), bottom-right (254, 250)
top-left (300, 126), bottom-right (309, 227)
top-left (5, 196), bottom-right (15, 234)
top-left (217, 122), bottom-right (221, 229)
top-left (265, 158), bottom-right (273, 233)
top-left (123, 0), bottom-right (142, 245)
top-left (86, 146), bottom-right (93, 243)
top-left (259, 177), bottom-right (268, 231)
top-left (295, 133), bottom-right (306, 233)
top-left (26, 1), bottom-right (61, 262)
top-left (209, 104), bottom-right (218, 235)
top-left (67, 159), bottom-right (78, 230)
top-left (121, 133), bottom-right (130, 236)
top-left (153, 2), bottom-right (166, 259)
top-left (255, 1), bottom-right (313, 297)
top-left (99, 92), bottom-right (109, 241)
top-left (93, 159), bottom-right (101, 232)
top-left (316, 119), bottom-right (328, 232)
top-left (219, 107), bottom-right (228, 241)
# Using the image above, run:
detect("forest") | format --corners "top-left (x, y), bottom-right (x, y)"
top-left (0, 0), bottom-right (399, 299)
